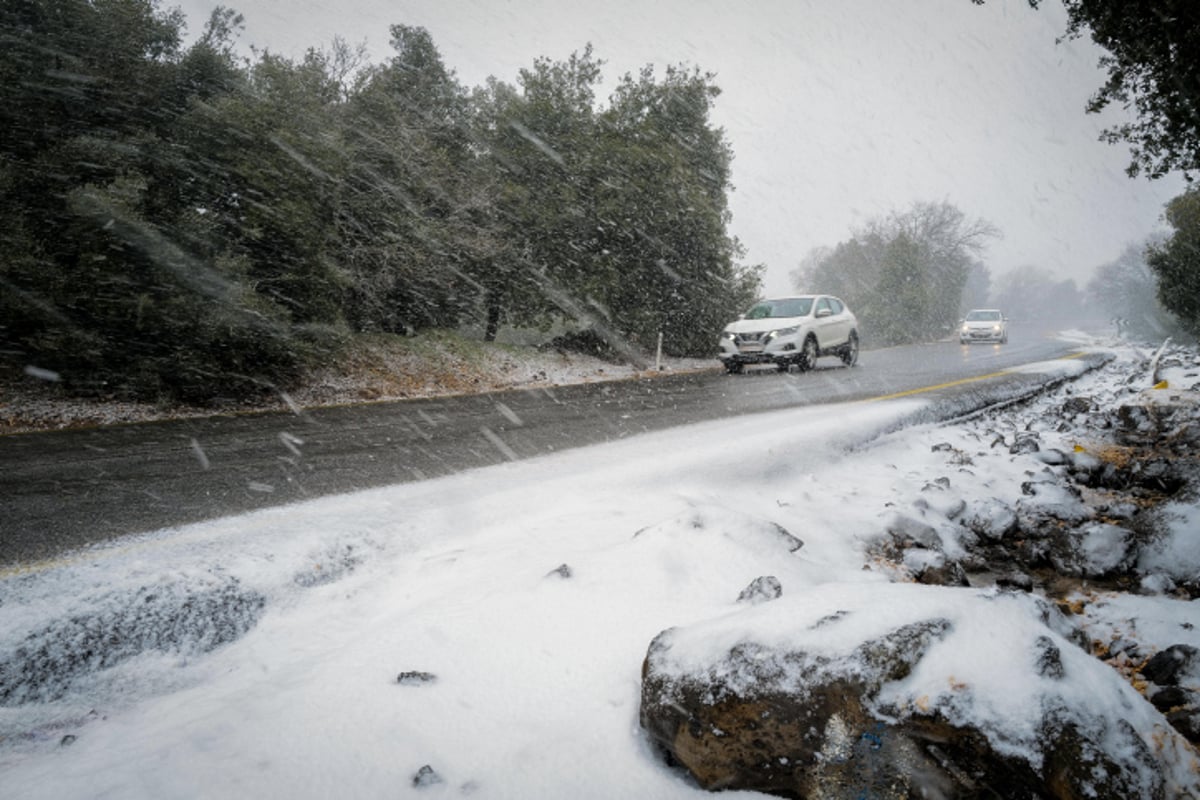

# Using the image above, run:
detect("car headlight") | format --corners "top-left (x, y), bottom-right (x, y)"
top-left (765, 325), bottom-right (800, 342)
top-left (992, 325), bottom-right (1001, 332)
top-left (720, 330), bottom-right (736, 341)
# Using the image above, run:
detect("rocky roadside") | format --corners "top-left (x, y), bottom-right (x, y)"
top-left (870, 344), bottom-right (1200, 751)
top-left (640, 342), bottom-right (1200, 799)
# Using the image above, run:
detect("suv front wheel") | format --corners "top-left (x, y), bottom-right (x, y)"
top-left (797, 336), bottom-right (819, 372)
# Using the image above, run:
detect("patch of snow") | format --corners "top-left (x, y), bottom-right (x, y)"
top-left (1138, 501), bottom-right (1200, 588)
top-left (1078, 522), bottom-right (1134, 576)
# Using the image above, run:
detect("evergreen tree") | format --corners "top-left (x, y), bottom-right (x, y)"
top-left (596, 64), bottom-right (759, 355)
top-left (337, 25), bottom-right (473, 333)
top-left (1145, 188), bottom-right (1200, 335)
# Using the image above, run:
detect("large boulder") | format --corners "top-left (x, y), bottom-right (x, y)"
top-left (640, 583), bottom-right (1199, 799)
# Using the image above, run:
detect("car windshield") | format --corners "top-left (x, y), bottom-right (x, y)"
top-left (745, 298), bottom-right (813, 319)
top-left (966, 310), bottom-right (1002, 321)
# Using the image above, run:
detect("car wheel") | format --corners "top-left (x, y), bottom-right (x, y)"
top-left (841, 331), bottom-right (859, 366)
top-left (724, 360), bottom-right (743, 374)
top-left (1001, 334), bottom-right (1008, 344)
top-left (797, 336), bottom-right (818, 372)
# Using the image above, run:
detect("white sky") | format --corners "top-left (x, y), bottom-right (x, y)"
top-left (173, 0), bottom-right (1188, 295)
top-left (2, 336), bottom-right (1198, 795)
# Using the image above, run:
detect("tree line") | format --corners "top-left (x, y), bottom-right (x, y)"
top-left (0, 2), bottom-right (761, 403)
top-left (792, 191), bottom-right (1199, 347)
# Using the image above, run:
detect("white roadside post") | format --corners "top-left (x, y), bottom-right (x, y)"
top-left (655, 332), bottom-right (664, 370)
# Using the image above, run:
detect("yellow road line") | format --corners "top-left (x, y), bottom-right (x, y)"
top-left (1, 534), bottom-right (161, 579)
top-left (867, 352), bottom-right (1088, 402)
top-left (1, 557), bottom-right (72, 579)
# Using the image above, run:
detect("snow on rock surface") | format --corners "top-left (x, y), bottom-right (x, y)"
top-left (640, 583), bottom-right (1194, 798)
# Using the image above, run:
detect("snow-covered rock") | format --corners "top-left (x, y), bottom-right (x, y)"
top-left (640, 583), bottom-right (1200, 798)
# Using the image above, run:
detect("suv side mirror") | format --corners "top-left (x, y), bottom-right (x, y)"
top-left (815, 308), bottom-right (832, 318)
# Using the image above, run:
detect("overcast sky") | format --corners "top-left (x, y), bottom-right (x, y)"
top-left (176, 0), bottom-right (1188, 296)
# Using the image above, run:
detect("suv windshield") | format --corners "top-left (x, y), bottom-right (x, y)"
top-left (745, 298), bottom-right (813, 319)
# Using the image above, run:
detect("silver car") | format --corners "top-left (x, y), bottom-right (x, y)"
top-left (959, 309), bottom-right (1008, 344)
top-left (718, 295), bottom-right (859, 374)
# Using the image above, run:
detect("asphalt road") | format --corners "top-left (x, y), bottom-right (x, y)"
top-left (1, 331), bottom-right (1099, 568)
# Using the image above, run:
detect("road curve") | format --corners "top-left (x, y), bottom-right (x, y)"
top-left (1, 332), bottom-right (1098, 568)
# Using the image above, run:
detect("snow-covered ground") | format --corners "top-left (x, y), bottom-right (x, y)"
top-left (1, 334), bottom-right (1197, 798)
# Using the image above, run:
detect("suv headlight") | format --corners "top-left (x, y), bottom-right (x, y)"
top-left (765, 325), bottom-right (800, 342)
top-left (720, 330), bottom-right (736, 342)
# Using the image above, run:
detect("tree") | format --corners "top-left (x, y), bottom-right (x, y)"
top-left (975, 0), bottom-right (1200, 179)
top-left (465, 73), bottom-right (575, 340)
top-left (875, 201), bottom-right (998, 335)
top-left (1088, 239), bottom-right (1186, 341)
top-left (989, 266), bottom-right (1087, 329)
top-left (794, 237), bottom-right (887, 308)
top-left (1145, 187), bottom-right (1200, 335)
top-left (336, 25), bottom-right (474, 333)
top-left (794, 201), bottom-right (997, 345)
top-left (593, 63), bottom-right (760, 355)
top-left (0, 0), bottom-right (196, 394)
top-left (874, 233), bottom-right (934, 344)
top-left (0, 3), bottom-right (347, 401)
top-left (486, 45), bottom-right (608, 337)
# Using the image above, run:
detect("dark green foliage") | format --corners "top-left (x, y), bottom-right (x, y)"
top-left (874, 234), bottom-right (933, 345)
top-left (1, 7), bottom-right (758, 402)
top-left (464, 49), bottom-right (758, 357)
top-left (1060, 0), bottom-right (1200, 179)
top-left (1146, 188), bottom-right (1200, 336)
top-left (591, 65), bottom-right (761, 356)
top-left (337, 25), bottom-right (477, 334)
top-left (0, 3), bottom-right (346, 402)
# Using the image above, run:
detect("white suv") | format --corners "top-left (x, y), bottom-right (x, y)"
top-left (959, 309), bottom-right (1008, 344)
top-left (718, 295), bottom-right (859, 374)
